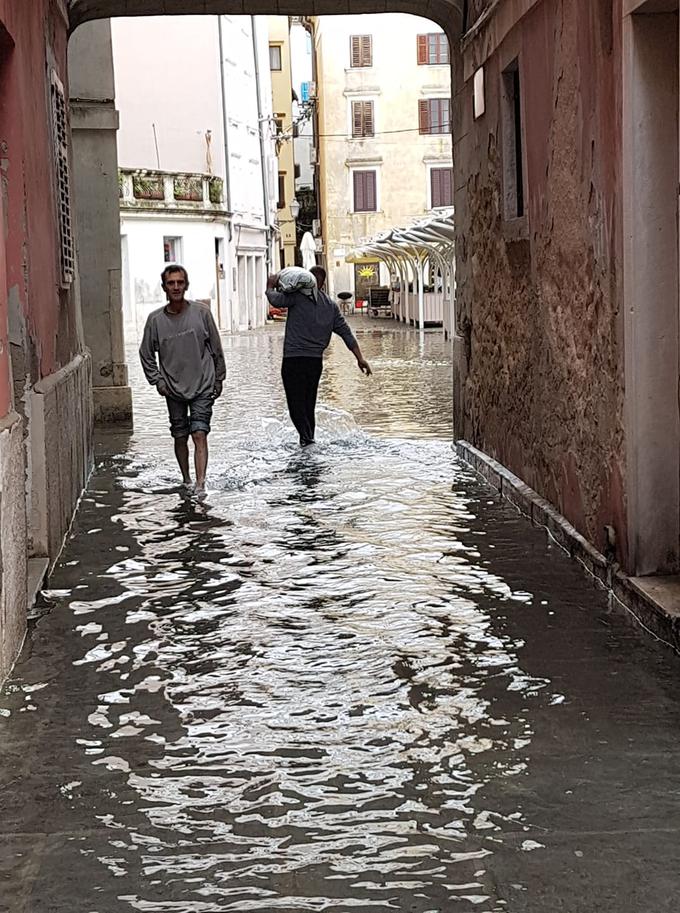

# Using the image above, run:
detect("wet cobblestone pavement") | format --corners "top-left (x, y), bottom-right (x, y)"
top-left (2, 321), bottom-right (680, 912)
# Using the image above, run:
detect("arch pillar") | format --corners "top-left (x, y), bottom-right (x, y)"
top-left (68, 20), bottom-right (132, 423)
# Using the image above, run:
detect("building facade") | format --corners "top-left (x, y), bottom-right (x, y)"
top-left (314, 13), bottom-right (453, 301)
top-left (268, 16), bottom-right (298, 269)
top-left (111, 15), bottom-right (279, 336)
top-left (452, 0), bottom-right (680, 584)
top-left (0, 0), bottom-right (94, 682)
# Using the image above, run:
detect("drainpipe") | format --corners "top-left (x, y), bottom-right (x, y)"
top-left (251, 16), bottom-right (272, 275)
top-left (217, 17), bottom-right (233, 241)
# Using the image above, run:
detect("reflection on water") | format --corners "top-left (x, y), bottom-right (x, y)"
top-left (2, 322), bottom-right (680, 912)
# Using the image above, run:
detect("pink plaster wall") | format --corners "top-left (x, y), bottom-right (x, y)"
top-left (0, 0), bottom-right (78, 420)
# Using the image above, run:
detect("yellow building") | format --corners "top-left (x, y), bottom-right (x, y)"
top-left (315, 13), bottom-right (452, 299)
top-left (268, 16), bottom-right (297, 269)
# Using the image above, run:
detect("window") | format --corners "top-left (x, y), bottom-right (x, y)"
top-left (351, 100), bottom-right (375, 138)
top-left (417, 33), bottom-right (449, 65)
top-left (418, 98), bottom-right (451, 135)
top-left (269, 44), bottom-right (282, 70)
top-left (350, 35), bottom-right (372, 68)
top-left (50, 72), bottom-right (75, 286)
top-left (501, 59), bottom-right (525, 219)
top-left (163, 237), bottom-right (182, 263)
top-left (274, 116), bottom-right (284, 135)
top-left (278, 172), bottom-right (286, 209)
top-left (353, 170), bottom-right (377, 212)
top-left (430, 168), bottom-right (453, 208)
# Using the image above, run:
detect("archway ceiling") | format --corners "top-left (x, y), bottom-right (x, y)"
top-left (68, 0), bottom-right (463, 34)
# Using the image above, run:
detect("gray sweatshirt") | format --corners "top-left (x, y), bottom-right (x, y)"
top-left (266, 288), bottom-right (357, 358)
top-left (139, 300), bottom-right (226, 401)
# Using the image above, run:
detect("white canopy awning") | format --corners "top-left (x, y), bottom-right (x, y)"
top-left (346, 210), bottom-right (455, 331)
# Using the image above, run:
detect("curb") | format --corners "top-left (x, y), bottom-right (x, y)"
top-left (455, 440), bottom-right (680, 653)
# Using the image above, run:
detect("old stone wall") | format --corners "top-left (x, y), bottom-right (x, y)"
top-left (29, 354), bottom-right (92, 563)
top-left (0, 412), bottom-right (26, 683)
top-left (456, 0), bottom-right (626, 563)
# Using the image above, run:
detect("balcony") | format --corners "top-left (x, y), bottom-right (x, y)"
top-left (118, 169), bottom-right (228, 217)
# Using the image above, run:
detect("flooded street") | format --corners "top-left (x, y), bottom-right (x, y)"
top-left (2, 320), bottom-right (680, 912)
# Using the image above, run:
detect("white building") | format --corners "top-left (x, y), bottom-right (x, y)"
top-left (111, 15), bottom-right (279, 338)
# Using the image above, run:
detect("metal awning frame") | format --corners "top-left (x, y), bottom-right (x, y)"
top-left (347, 212), bottom-right (455, 331)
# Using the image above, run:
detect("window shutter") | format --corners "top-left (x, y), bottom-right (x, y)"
top-left (361, 35), bottom-right (372, 67)
top-left (366, 171), bottom-right (376, 211)
top-left (431, 168), bottom-right (453, 207)
top-left (442, 98), bottom-right (451, 131)
top-left (50, 73), bottom-right (75, 286)
top-left (352, 101), bottom-right (362, 137)
top-left (431, 168), bottom-right (441, 207)
top-left (354, 171), bottom-right (364, 211)
top-left (443, 168), bottom-right (452, 205)
top-left (351, 35), bottom-right (361, 67)
top-left (364, 101), bottom-right (374, 136)
top-left (419, 99), bottom-right (430, 134)
top-left (417, 34), bottom-right (428, 65)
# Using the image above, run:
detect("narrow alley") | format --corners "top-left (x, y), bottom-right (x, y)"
top-left (1, 322), bottom-right (680, 912)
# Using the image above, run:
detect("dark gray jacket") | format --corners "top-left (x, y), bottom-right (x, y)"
top-left (266, 288), bottom-right (357, 358)
top-left (139, 300), bottom-right (226, 401)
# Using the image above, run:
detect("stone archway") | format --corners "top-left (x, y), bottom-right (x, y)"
top-left (68, 1), bottom-right (464, 35)
top-left (66, 0), bottom-right (466, 426)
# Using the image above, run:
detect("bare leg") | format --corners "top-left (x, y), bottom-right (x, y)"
top-left (174, 436), bottom-right (191, 484)
top-left (192, 431), bottom-right (208, 488)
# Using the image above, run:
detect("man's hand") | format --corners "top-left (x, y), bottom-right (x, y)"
top-left (357, 358), bottom-right (372, 376)
top-left (213, 379), bottom-right (223, 400)
top-left (156, 379), bottom-right (169, 397)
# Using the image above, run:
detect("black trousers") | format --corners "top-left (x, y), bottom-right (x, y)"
top-left (281, 356), bottom-right (323, 445)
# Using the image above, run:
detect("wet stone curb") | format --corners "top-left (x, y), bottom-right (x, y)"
top-left (455, 440), bottom-right (680, 654)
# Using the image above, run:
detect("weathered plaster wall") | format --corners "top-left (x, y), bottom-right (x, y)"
top-left (456, 0), bottom-right (626, 563)
top-left (0, 0), bottom-right (93, 685)
top-left (0, 0), bottom-right (82, 398)
top-left (0, 412), bottom-right (26, 683)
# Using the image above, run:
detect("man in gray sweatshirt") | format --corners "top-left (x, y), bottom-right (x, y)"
top-left (139, 265), bottom-right (226, 496)
top-left (266, 266), bottom-right (371, 446)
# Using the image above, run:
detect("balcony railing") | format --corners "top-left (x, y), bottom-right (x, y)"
top-left (119, 169), bottom-right (226, 213)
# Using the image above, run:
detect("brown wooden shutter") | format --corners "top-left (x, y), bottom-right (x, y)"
top-left (417, 34), bottom-right (428, 65)
top-left (352, 101), bottom-right (362, 137)
top-left (361, 35), bottom-right (372, 67)
top-left (351, 36), bottom-right (361, 67)
top-left (431, 168), bottom-right (453, 207)
top-left (431, 168), bottom-right (441, 207)
top-left (353, 171), bottom-right (364, 211)
top-left (364, 101), bottom-right (374, 136)
top-left (442, 168), bottom-right (452, 205)
top-left (419, 99), bottom-right (430, 134)
top-left (365, 171), bottom-right (376, 210)
top-left (354, 171), bottom-right (376, 211)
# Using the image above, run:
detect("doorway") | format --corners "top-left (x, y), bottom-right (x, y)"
top-left (623, 1), bottom-right (680, 575)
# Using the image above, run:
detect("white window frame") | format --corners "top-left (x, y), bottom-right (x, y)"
top-left (269, 44), bottom-right (282, 71)
top-left (163, 236), bottom-right (183, 265)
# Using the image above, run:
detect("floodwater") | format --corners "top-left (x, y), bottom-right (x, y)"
top-left (2, 320), bottom-right (680, 913)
